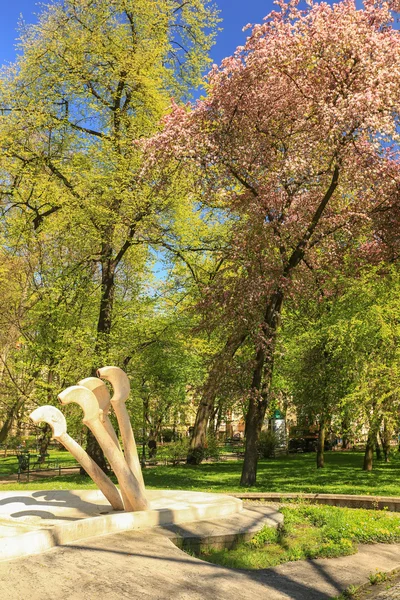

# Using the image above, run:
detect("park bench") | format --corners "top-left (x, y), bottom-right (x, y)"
top-left (16, 451), bottom-right (61, 482)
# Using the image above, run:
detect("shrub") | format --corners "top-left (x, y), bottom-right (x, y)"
top-left (258, 430), bottom-right (278, 458)
top-left (167, 438), bottom-right (189, 465)
top-left (161, 429), bottom-right (176, 443)
top-left (204, 433), bottom-right (220, 461)
top-left (7, 436), bottom-right (23, 450)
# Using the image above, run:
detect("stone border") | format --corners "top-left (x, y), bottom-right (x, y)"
top-left (154, 506), bottom-right (284, 553)
top-left (231, 492), bottom-right (400, 511)
top-left (1, 493), bottom-right (242, 562)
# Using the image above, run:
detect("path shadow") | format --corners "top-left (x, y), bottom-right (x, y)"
top-left (0, 490), bottom-right (112, 520)
top-left (10, 510), bottom-right (78, 521)
top-left (63, 538), bottom-right (336, 600)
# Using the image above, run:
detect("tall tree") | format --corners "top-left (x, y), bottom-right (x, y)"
top-left (146, 0), bottom-right (400, 484)
top-left (0, 0), bottom-right (219, 464)
top-left (278, 263), bottom-right (400, 470)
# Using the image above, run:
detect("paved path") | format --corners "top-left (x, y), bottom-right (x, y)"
top-left (1, 489), bottom-right (400, 599)
top-left (369, 585), bottom-right (400, 600)
top-left (1, 528), bottom-right (400, 600)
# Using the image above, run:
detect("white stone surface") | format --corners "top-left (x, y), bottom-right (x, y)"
top-left (0, 489), bottom-right (243, 561)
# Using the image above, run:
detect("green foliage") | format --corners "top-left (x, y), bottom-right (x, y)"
top-left (247, 524), bottom-right (278, 547)
top-left (161, 430), bottom-right (176, 443)
top-left (276, 264), bottom-right (400, 464)
top-left (282, 504), bottom-right (400, 546)
top-left (0, 0), bottom-right (220, 444)
top-left (332, 585), bottom-right (360, 600)
top-left (204, 433), bottom-right (220, 461)
top-left (6, 437), bottom-right (23, 450)
top-left (164, 438), bottom-right (189, 465)
top-left (258, 430), bottom-right (278, 459)
top-left (369, 571), bottom-right (389, 585)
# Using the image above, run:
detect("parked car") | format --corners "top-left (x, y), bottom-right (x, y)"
top-left (288, 437), bottom-right (318, 453)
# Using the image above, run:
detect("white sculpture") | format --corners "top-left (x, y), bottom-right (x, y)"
top-left (29, 367), bottom-right (148, 513)
top-left (97, 367), bottom-right (145, 491)
top-left (29, 406), bottom-right (124, 511)
top-left (79, 377), bottom-right (121, 451)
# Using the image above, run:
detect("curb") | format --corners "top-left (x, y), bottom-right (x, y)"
top-left (153, 506), bottom-right (284, 553)
top-left (230, 492), bottom-right (400, 511)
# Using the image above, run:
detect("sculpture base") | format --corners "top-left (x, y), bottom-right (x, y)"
top-left (0, 489), bottom-right (243, 562)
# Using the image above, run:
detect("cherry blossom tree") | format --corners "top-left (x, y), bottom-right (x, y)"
top-left (145, 0), bottom-right (400, 485)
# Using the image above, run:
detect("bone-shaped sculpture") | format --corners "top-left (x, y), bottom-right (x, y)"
top-left (58, 385), bottom-right (148, 511)
top-left (29, 406), bottom-right (124, 511)
top-left (77, 378), bottom-right (130, 510)
top-left (79, 377), bottom-right (121, 451)
top-left (97, 366), bottom-right (145, 491)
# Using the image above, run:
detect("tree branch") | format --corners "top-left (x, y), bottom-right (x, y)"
top-left (285, 165), bottom-right (340, 274)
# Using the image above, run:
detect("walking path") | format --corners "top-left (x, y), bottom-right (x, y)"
top-left (1, 526), bottom-right (400, 599)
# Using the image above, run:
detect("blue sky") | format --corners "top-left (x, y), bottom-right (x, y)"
top-left (2, 1), bottom-right (395, 67)
top-left (0, 1), bottom-right (276, 66)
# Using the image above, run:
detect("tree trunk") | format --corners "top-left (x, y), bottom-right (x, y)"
top-left (148, 439), bottom-right (157, 459)
top-left (375, 433), bottom-right (382, 461)
top-left (317, 418), bottom-right (326, 469)
top-left (186, 398), bottom-right (210, 464)
top-left (214, 401), bottom-right (223, 436)
top-left (95, 248), bottom-right (116, 354)
top-left (240, 384), bottom-right (265, 486)
top-left (0, 397), bottom-right (25, 443)
top-left (363, 412), bottom-right (382, 471)
top-left (380, 419), bottom-right (391, 463)
top-left (363, 433), bottom-right (374, 471)
top-left (38, 368), bottom-right (55, 460)
top-left (187, 330), bottom-right (247, 464)
top-left (38, 424), bottom-right (52, 460)
top-left (83, 244), bottom-right (116, 474)
top-left (84, 425), bottom-right (110, 473)
top-left (341, 415), bottom-right (351, 449)
top-left (240, 168), bottom-right (340, 485)
top-left (240, 291), bottom-right (283, 486)
top-left (0, 410), bottom-right (15, 444)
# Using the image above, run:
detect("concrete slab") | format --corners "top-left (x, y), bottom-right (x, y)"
top-left (0, 489), bottom-right (243, 562)
top-left (1, 492), bottom-right (400, 599)
top-left (152, 504), bottom-right (284, 551)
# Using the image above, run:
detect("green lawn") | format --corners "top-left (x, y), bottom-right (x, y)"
top-left (143, 452), bottom-right (400, 496)
top-left (198, 504), bottom-right (400, 569)
top-left (0, 450), bottom-right (79, 477)
top-left (2, 451), bottom-right (400, 495)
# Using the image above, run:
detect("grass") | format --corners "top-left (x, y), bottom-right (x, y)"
top-left (368, 570), bottom-right (389, 585)
top-left (2, 451), bottom-right (400, 495)
top-left (0, 450), bottom-right (80, 477)
top-left (197, 503), bottom-right (400, 570)
top-left (3, 451), bottom-right (400, 575)
top-left (144, 451), bottom-right (400, 496)
top-left (333, 585), bottom-right (360, 599)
